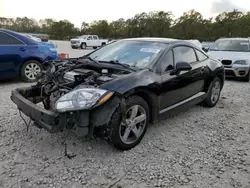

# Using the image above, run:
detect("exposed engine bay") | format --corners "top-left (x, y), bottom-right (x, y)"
top-left (35, 59), bottom-right (130, 110)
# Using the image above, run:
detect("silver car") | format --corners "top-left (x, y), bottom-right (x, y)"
top-left (207, 38), bottom-right (250, 82)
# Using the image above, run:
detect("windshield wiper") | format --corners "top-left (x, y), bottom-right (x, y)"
top-left (100, 60), bottom-right (136, 71)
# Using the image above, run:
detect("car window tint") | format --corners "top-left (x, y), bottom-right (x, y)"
top-left (162, 50), bottom-right (174, 72)
top-left (0, 32), bottom-right (24, 45)
top-left (93, 36), bottom-right (98, 40)
top-left (87, 36), bottom-right (93, 40)
top-left (173, 46), bottom-right (197, 64)
top-left (196, 50), bottom-right (208, 61)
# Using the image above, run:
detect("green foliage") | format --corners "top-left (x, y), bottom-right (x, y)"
top-left (1, 9), bottom-right (250, 41)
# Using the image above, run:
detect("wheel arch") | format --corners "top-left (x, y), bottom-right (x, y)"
top-left (204, 69), bottom-right (225, 92)
top-left (123, 87), bottom-right (158, 123)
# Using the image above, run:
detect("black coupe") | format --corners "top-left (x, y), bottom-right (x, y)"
top-left (11, 38), bottom-right (225, 150)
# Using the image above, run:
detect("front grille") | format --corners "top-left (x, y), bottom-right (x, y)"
top-left (221, 60), bottom-right (232, 66)
top-left (71, 41), bottom-right (77, 44)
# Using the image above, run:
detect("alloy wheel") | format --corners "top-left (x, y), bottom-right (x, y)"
top-left (119, 105), bottom-right (147, 144)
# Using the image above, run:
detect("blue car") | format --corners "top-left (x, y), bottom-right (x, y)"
top-left (0, 29), bottom-right (58, 82)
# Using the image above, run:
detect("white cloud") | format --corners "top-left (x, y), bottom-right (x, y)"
top-left (211, 0), bottom-right (246, 14)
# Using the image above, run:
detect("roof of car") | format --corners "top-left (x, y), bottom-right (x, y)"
top-left (219, 37), bottom-right (250, 41)
top-left (122, 37), bottom-right (179, 43)
top-left (121, 37), bottom-right (202, 49)
top-left (0, 29), bottom-right (38, 45)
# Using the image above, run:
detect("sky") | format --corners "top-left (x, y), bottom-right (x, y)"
top-left (0, 0), bottom-right (249, 28)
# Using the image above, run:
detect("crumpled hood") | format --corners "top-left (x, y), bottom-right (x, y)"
top-left (207, 51), bottom-right (250, 62)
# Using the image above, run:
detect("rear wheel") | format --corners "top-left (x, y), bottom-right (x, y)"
top-left (202, 77), bottom-right (222, 107)
top-left (103, 96), bottom-right (149, 150)
top-left (20, 60), bottom-right (42, 82)
top-left (93, 46), bottom-right (97, 49)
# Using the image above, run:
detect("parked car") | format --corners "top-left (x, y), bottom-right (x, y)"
top-left (0, 29), bottom-right (58, 82)
top-left (70, 35), bottom-right (108, 49)
top-left (207, 38), bottom-right (250, 82)
top-left (23, 34), bottom-right (58, 60)
top-left (202, 42), bottom-right (214, 52)
top-left (11, 38), bottom-right (224, 150)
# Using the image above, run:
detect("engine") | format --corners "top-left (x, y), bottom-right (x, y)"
top-left (63, 68), bottom-right (118, 84)
top-left (36, 60), bottom-right (128, 110)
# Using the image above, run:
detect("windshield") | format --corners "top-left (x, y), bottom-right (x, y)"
top-left (79, 35), bottom-right (88, 39)
top-left (88, 40), bottom-right (167, 69)
top-left (210, 39), bottom-right (250, 52)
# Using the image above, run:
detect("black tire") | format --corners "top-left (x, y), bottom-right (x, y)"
top-left (71, 46), bottom-right (77, 49)
top-left (103, 96), bottom-right (149, 150)
top-left (20, 60), bottom-right (42, 82)
top-left (202, 77), bottom-right (222, 107)
top-left (93, 46), bottom-right (97, 49)
top-left (80, 43), bottom-right (86, 49)
top-left (242, 71), bottom-right (250, 82)
top-left (101, 43), bottom-right (106, 46)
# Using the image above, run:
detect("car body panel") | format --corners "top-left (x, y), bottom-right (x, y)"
top-left (0, 29), bottom-right (58, 80)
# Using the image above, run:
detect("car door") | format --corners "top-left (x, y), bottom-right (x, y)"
top-left (93, 35), bottom-right (99, 46)
top-left (0, 31), bottom-right (26, 79)
top-left (86, 36), bottom-right (93, 46)
top-left (159, 45), bottom-right (205, 113)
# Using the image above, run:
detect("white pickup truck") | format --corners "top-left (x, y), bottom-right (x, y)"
top-left (70, 35), bottom-right (108, 49)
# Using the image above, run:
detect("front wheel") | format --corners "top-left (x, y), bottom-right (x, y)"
top-left (103, 96), bottom-right (149, 150)
top-left (20, 60), bottom-right (42, 82)
top-left (80, 43), bottom-right (86, 49)
top-left (202, 77), bottom-right (222, 107)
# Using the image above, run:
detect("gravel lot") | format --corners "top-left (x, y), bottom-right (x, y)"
top-left (1, 41), bottom-right (250, 188)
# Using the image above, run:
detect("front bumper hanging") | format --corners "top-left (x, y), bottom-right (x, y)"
top-left (10, 87), bottom-right (66, 133)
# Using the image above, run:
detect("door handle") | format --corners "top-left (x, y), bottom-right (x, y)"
top-left (19, 47), bottom-right (26, 51)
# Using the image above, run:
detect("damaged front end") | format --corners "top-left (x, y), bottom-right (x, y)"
top-left (11, 59), bottom-right (127, 137)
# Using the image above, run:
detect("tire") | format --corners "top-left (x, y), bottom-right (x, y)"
top-left (80, 43), bottom-right (86, 49)
top-left (93, 46), bottom-right (97, 49)
top-left (242, 71), bottom-right (250, 82)
top-left (202, 77), bottom-right (222, 107)
top-left (20, 60), bottom-right (42, 82)
top-left (103, 96), bottom-right (149, 150)
top-left (101, 43), bottom-right (106, 46)
top-left (71, 46), bottom-right (77, 49)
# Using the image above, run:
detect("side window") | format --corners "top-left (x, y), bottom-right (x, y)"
top-left (196, 50), bottom-right (208, 61)
top-left (173, 46), bottom-right (197, 64)
top-left (0, 32), bottom-right (24, 45)
top-left (93, 36), bottom-right (98, 40)
top-left (161, 50), bottom-right (174, 72)
top-left (87, 36), bottom-right (93, 40)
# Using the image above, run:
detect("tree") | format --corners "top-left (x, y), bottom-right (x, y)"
top-left (2, 10), bottom-right (250, 41)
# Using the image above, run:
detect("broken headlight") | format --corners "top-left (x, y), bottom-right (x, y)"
top-left (55, 88), bottom-right (113, 112)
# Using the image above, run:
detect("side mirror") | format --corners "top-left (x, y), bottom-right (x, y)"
top-left (202, 47), bottom-right (209, 52)
top-left (170, 62), bottom-right (192, 75)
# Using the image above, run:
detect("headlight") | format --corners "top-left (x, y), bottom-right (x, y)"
top-left (55, 88), bottom-right (113, 112)
top-left (234, 60), bottom-right (249, 65)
